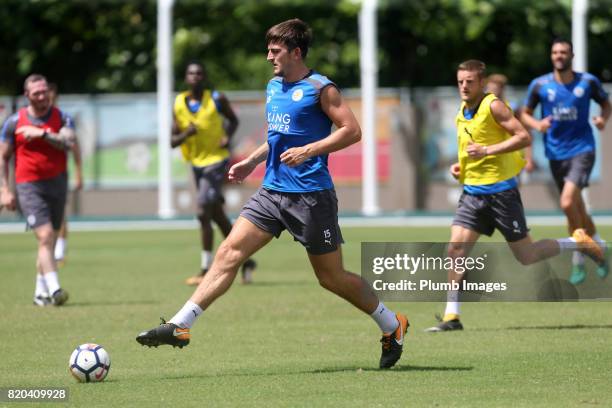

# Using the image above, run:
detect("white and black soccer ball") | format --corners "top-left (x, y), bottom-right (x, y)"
top-left (69, 343), bottom-right (111, 383)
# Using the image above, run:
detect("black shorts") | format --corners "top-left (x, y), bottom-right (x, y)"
top-left (452, 187), bottom-right (528, 242)
top-left (192, 159), bottom-right (228, 206)
top-left (16, 173), bottom-right (68, 230)
top-left (240, 188), bottom-right (344, 255)
top-left (549, 150), bottom-right (595, 192)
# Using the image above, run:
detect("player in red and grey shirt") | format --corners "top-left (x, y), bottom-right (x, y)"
top-left (0, 74), bottom-right (76, 307)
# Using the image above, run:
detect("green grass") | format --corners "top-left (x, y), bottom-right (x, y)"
top-left (1, 226), bottom-right (611, 407)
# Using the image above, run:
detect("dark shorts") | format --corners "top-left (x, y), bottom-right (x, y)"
top-left (549, 150), bottom-right (595, 192)
top-left (452, 187), bottom-right (528, 242)
top-left (192, 159), bottom-right (228, 206)
top-left (240, 188), bottom-right (344, 255)
top-left (16, 173), bottom-right (68, 230)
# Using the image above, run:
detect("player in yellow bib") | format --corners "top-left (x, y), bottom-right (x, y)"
top-left (425, 60), bottom-right (604, 332)
top-left (172, 62), bottom-right (256, 285)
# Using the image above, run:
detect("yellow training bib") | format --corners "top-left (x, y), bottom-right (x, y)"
top-left (173, 90), bottom-right (229, 167)
top-left (455, 93), bottom-right (524, 185)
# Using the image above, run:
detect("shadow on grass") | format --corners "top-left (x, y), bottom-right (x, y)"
top-left (306, 365), bottom-right (474, 374)
top-left (473, 324), bottom-right (612, 332)
top-left (160, 364), bottom-right (473, 381)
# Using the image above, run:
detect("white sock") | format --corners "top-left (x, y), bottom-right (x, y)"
top-left (35, 273), bottom-right (49, 297)
top-left (370, 301), bottom-right (399, 333)
top-left (201, 251), bottom-right (213, 270)
top-left (169, 300), bottom-right (203, 329)
top-left (444, 290), bottom-right (460, 318)
top-left (557, 237), bottom-right (577, 251)
top-left (572, 251), bottom-right (585, 266)
top-left (54, 238), bottom-right (66, 260)
top-left (43, 271), bottom-right (61, 295)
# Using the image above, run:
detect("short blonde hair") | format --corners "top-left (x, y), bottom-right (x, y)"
top-left (457, 60), bottom-right (486, 78)
top-left (486, 74), bottom-right (508, 87)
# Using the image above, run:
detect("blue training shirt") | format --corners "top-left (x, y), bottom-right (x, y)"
top-left (523, 72), bottom-right (609, 161)
top-left (263, 71), bottom-right (335, 192)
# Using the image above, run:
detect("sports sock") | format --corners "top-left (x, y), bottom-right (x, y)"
top-left (370, 301), bottom-right (399, 333)
top-left (35, 273), bottom-right (49, 297)
top-left (557, 237), bottom-right (577, 251)
top-left (54, 238), bottom-right (66, 260)
top-left (169, 300), bottom-right (203, 329)
top-left (572, 251), bottom-right (585, 266)
top-left (201, 251), bottom-right (213, 270)
top-left (43, 271), bottom-right (61, 295)
top-left (444, 290), bottom-right (460, 321)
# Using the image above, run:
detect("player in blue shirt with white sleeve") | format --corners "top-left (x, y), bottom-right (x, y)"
top-left (521, 38), bottom-right (611, 284)
top-left (136, 19), bottom-right (410, 369)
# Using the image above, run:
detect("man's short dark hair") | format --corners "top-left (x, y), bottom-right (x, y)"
top-left (457, 60), bottom-right (486, 78)
top-left (23, 74), bottom-right (47, 92)
top-left (266, 18), bottom-right (312, 59)
top-left (552, 37), bottom-right (573, 52)
top-left (185, 60), bottom-right (204, 72)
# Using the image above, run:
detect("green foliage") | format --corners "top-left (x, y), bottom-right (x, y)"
top-left (1, 0), bottom-right (611, 94)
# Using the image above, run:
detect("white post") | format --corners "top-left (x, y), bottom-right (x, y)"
top-left (359, 0), bottom-right (380, 215)
top-left (157, 0), bottom-right (175, 218)
top-left (573, 0), bottom-right (591, 211)
top-left (572, 0), bottom-right (588, 72)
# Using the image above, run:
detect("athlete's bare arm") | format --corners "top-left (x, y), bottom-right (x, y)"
top-left (593, 99), bottom-right (611, 130)
top-left (15, 125), bottom-right (75, 150)
top-left (520, 107), bottom-right (552, 133)
top-left (217, 93), bottom-right (239, 139)
top-left (280, 85), bottom-right (361, 167)
top-left (0, 141), bottom-right (15, 210)
top-left (228, 142), bottom-right (269, 183)
top-left (71, 136), bottom-right (83, 190)
top-left (466, 99), bottom-right (531, 159)
top-left (449, 162), bottom-right (461, 179)
top-left (170, 113), bottom-right (197, 148)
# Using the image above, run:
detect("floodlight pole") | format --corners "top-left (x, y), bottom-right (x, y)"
top-left (572, 0), bottom-right (588, 72)
top-left (157, 0), bottom-right (176, 218)
top-left (359, 0), bottom-right (380, 216)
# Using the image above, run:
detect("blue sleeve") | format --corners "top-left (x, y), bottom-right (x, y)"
top-left (0, 113), bottom-right (18, 144)
top-left (586, 74), bottom-right (609, 104)
top-left (307, 73), bottom-right (336, 90)
top-left (211, 90), bottom-right (223, 113)
top-left (523, 79), bottom-right (541, 110)
top-left (60, 110), bottom-right (75, 129)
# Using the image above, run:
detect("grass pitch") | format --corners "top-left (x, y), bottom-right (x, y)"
top-left (1, 225), bottom-right (611, 407)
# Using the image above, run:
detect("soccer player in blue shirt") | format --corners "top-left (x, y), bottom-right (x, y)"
top-left (136, 19), bottom-right (409, 369)
top-left (521, 38), bottom-right (610, 284)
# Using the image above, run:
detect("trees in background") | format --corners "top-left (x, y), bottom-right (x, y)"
top-left (1, 0), bottom-right (610, 94)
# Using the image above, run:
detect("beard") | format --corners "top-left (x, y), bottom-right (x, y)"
top-left (554, 60), bottom-right (572, 72)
